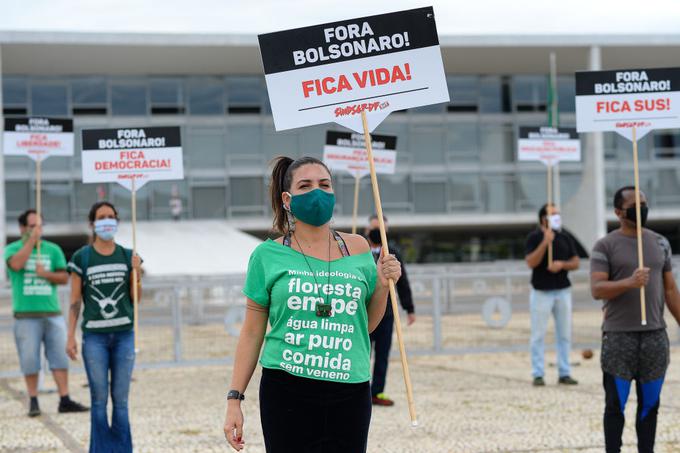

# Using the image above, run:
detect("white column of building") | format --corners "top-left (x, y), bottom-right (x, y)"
top-left (0, 44), bottom-right (6, 283)
top-left (562, 45), bottom-right (607, 252)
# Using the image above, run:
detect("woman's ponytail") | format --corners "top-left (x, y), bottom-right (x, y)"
top-left (270, 156), bottom-right (294, 235)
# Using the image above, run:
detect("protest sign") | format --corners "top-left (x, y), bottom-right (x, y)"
top-left (81, 127), bottom-right (183, 191)
top-left (259, 6), bottom-right (449, 133)
top-left (575, 67), bottom-right (680, 140)
top-left (323, 131), bottom-right (396, 232)
top-left (3, 117), bottom-right (74, 161)
top-left (517, 127), bottom-right (580, 165)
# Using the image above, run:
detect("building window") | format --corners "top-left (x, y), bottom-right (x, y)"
top-left (654, 132), bottom-right (680, 158)
top-left (511, 75), bottom-right (547, 112)
top-left (192, 186), bottom-right (227, 219)
top-left (229, 177), bottom-right (265, 216)
top-left (188, 79), bottom-right (224, 115)
top-left (186, 127), bottom-right (226, 169)
top-left (6, 181), bottom-right (30, 220)
top-left (447, 76), bottom-right (479, 113)
top-left (3, 77), bottom-right (28, 115)
top-left (150, 79), bottom-right (184, 114)
top-left (71, 77), bottom-right (108, 115)
top-left (31, 83), bottom-right (69, 116)
top-left (226, 76), bottom-right (264, 114)
top-left (414, 181), bottom-right (446, 213)
top-left (479, 76), bottom-right (503, 113)
top-left (111, 83), bottom-right (148, 116)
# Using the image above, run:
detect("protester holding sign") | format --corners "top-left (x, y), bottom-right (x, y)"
top-left (4, 209), bottom-right (88, 417)
top-left (590, 187), bottom-right (680, 453)
top-left (223, 157), bottom-right (401, 452)
top-left (525, 204), bottom-right (579, 387)
top-left (66, 201), bottom-right (142, 453)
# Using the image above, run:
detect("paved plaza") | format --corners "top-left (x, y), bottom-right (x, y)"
top-left (2, 346), bottom-right (680, 453)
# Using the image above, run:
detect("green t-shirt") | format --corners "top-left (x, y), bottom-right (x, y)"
top-left (68, 245), bottom-right (134, 333)
top-left (4, 239), bottom-right (67, 314)
top-left (243, 239), bottom-right (377, 384)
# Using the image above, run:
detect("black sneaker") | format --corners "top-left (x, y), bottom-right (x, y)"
top-left (558, 376), bottom-right (579, 385)
top-left (28, 398), bottom-right (41, 417)
top-left (58, 397), bottom-right (89, 413)
top-left (532, 377), bottom-right (545, 387)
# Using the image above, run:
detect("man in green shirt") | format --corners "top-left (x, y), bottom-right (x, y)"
top-left (5, 209), bottom-right (87, 417)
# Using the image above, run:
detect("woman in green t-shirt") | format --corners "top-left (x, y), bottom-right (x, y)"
top-left (223, 156), bottom-right (402, 453)
top-left (66, 201), bottom-right (141, 453)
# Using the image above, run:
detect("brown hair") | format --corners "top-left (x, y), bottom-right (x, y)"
top-left (269, 156), bottom-right (331, 234)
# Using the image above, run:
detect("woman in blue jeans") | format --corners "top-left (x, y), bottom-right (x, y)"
top-left (66, 201), bottom-right (141, 453)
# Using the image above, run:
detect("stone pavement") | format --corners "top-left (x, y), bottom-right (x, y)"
top-left (2, 347), bottom-right (680, 453)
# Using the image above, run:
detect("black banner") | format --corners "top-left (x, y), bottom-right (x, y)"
top-left (575, 67), bottom-right (680, 96)
top-left (4, 117), bottom-right (73, 133)
top-left (258, 7), bottom-right (439, 74)
top-left (326, 131), bottom-right (397, 149)
top-left (82, 127), bottom-right (182, 150)
top-left (519, 126), bottom-right (578, 140)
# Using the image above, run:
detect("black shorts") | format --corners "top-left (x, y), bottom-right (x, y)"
top-left (601, 329), bottom-right (669, 382)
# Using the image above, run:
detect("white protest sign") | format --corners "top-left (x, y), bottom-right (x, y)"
top-left (575, 67), bottom-right (680, 140)
top-left (81, 127), bottom-right (183, 191)
top-left (323, 131), bottom-right (397, 178)
top-left (3, 117), bottom-right (74, 161)
top-left (517, 127), bottom-right (581, 165)
top-left (258, 6), bottom-right (449, 133)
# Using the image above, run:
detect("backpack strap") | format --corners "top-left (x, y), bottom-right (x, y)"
top-left (79, 245), bottom-right (92, 293)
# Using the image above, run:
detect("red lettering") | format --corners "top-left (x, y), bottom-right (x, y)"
top-left (302, 80), bottom-right (315, 98)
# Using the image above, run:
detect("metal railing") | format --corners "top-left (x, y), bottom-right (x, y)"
top-left (2, 261), bottom-right (679, 377)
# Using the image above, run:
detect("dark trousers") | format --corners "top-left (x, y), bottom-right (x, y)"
top-left (370, 313), bottom-right (394, 397)
top-left (259, 368), bottom-right (371, 453)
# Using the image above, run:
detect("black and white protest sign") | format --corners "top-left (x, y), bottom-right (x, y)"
top-left (323, 131), bottom-right (397, 178)
top-left (576, 67), bottom-right (680, 140)
top-left (3, 117), bottom-right (74, 161)
top-left (517, 127), bottom-right (581, 165)
top-left (81, 127), bottom-right (183, 190)
top-left (258, 6), bottom-right (449, 133)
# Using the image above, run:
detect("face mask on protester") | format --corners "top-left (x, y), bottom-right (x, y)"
top-left (548, 214), bottom-right (562, 231)
top-left (94, 218), bottom-right (118, 241)
top-left (286, 189), bottom-right (335, 227)
top-left (624, 205), bottom-right (649, 227)
top-left (368, 228), bottom-right (382, 245)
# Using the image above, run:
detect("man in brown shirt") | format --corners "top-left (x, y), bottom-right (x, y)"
top-left (591, 186), bottom-right (680, 453)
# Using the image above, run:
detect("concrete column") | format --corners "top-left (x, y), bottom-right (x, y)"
top-left (562, 46), bottom-right (607, 253)
top-left (0, 44), bottom-right (6, 282)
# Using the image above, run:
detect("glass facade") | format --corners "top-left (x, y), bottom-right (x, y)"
top-left (3, 74), bottom-right (680, 254)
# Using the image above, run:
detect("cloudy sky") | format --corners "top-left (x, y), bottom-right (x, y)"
top-left (1, 0), bottom-right (679, 35)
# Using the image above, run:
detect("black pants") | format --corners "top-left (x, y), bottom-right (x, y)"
top-left (259, 368), bottom-right (372, 453)
top-left (370, 313), bottom-right (394, 397)
top-left (601, 330), bottom-right (669, 453)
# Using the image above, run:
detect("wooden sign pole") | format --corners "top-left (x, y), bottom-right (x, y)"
top-left (632, 126), bottom-right (647, 325)
top-left (351, 175), bottom-right (360, 234)
top-left (361, 111), bottom-right (417, 426)
top-left (131, 178), bottom-right (141, 350)
top-left (547, 162), bottom-right (553, 266)
top-left (36, 157), bottom-right (42, 259)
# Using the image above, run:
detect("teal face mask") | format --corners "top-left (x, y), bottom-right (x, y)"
top-left (288, 189), bottom-right (335, 227)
